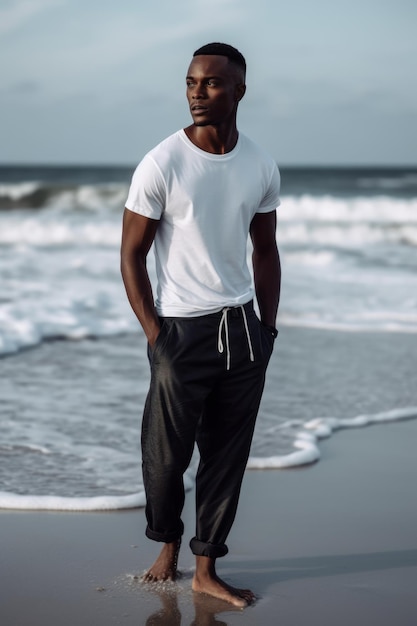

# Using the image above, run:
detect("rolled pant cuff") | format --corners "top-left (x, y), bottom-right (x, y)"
top-left (145, 523), bottom-right (183, 543)
top-left (189, 537), bottom-right (229, 558)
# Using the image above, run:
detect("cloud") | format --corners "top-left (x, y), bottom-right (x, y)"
top-left (0, 0), bottom-right (64, 35)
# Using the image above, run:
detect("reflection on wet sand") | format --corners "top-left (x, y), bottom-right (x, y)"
top-left (144, 581), bottom-right (244, 626)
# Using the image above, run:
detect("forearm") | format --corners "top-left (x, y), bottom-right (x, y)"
top-left (253, 245), bottom-right (281, 328)
top-left (120, 251), bottom-right (160, 346)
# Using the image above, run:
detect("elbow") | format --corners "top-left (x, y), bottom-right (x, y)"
top-left (120, 245), bottom-right (145, 278)
top-left (120, 243), bottom-right (133, 280)
top-left (120, 245), bottom-right (129, 279)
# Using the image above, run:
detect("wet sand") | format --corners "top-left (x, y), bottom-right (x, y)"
top-left (2, 418), bottom-right (417, 625)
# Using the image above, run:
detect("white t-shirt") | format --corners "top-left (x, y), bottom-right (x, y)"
top-left (125, 129), bottom-right (280, 317)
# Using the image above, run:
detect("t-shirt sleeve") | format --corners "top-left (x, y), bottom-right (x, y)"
top-left (125, 155), bottom-right (166, 219)
top-left (257, 163), bottom-right (281, 213)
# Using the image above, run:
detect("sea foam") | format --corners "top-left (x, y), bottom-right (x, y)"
top-left (247, 406), bottom-right (417, 469)
top-left (0, 491), bottom-right (147, 512)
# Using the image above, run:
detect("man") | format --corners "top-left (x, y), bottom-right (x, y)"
top-left (121, 42), bottom-right (281, 608)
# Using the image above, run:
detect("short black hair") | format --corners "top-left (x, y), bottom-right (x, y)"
top-left (193, 42), bottom-right (246, 78)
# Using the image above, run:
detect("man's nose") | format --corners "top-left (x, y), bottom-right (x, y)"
top-left (193, 85), bottom-right (206, 98)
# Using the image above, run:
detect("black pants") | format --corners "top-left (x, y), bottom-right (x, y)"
top-left (141, 300), bottom-right (274, 559)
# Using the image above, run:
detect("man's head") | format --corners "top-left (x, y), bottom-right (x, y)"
top-left (193, 43), bottom-right (246, 82)
top-left (186, 42), bottom-right (246, 127)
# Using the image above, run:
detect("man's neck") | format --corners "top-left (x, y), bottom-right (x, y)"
top-left (184, 124), bottom-right (239, 154)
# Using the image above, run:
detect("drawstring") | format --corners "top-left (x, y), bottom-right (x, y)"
top-left (241, 305), bottom-right (255, 363)
top-left (217, 305), bottom-right (255, 370)
top-left (218, 308), bottom-right (231, 370)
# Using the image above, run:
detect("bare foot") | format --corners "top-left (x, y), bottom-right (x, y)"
top-left (142, 539), bottom-right (181, 582)
top-left (192, 556), bottom-right (255, 608)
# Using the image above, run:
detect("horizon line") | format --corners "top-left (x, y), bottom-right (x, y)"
top-left (0, 162), bottom-right (416, 170)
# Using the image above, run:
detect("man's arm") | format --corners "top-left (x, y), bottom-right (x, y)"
top-left (120, 208), bottom-right (161, 347)
top-left (250, 210), bottom-right (281, 328)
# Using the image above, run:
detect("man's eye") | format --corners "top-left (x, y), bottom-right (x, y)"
top-left (207, 81), bottom-right (217, 86)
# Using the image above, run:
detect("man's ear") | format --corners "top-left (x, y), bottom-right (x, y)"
top-left (236, 83), bottom-right (246, 102)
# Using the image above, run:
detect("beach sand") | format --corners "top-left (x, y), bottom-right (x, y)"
top-left (2, 418), bottom-right (417, 626)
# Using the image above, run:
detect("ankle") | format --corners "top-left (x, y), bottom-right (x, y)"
top-left (194, 555), bottom-right (216, 580)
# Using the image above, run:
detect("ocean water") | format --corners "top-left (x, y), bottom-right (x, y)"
top-left (0, 164), bottom-right (416, 511)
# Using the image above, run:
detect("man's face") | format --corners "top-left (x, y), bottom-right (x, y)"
top-left (186, 55), bottom-right (245, 127)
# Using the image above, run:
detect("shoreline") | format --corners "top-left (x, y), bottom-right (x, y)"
top-left (2, 419), bottom-right (417, 625)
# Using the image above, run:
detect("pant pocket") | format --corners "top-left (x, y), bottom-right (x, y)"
top-left (257, 318), bottom-right (275, 360)
top-left (148, 319), bottom-right (171, 363)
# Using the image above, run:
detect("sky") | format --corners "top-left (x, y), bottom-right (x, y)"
top-left (1, 0), bottom-right (416, 165)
